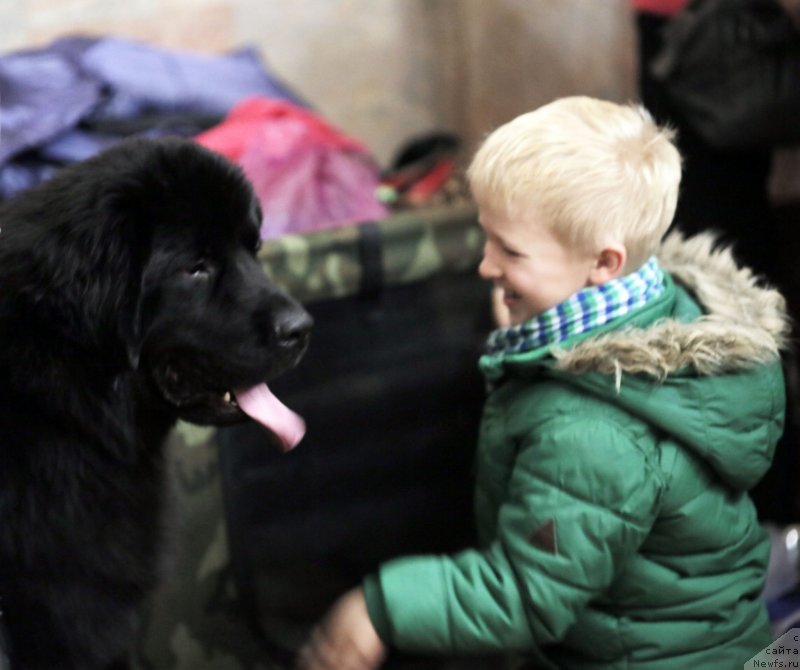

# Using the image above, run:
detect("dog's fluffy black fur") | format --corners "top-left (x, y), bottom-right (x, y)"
top-left (0, 138), bottom-right (311, 669)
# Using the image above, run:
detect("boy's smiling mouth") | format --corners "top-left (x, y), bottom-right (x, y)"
top-left (501, 288), bottom-right (522, 306)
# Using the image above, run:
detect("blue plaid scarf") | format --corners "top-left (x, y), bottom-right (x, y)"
top-left (485, 256), bottom-right (665, 357)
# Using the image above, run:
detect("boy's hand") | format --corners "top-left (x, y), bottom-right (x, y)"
top-left (296, 587), bottom-right (388, 670)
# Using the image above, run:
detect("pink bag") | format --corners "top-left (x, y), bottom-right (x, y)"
top-left (196, 97), bottom-right (388, 238)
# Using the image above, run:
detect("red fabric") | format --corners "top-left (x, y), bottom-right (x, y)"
top-left (630, 0), bottom-right (688, 16)
top-left (197, 97), bottom-right (367, 159)
top-left (196, 97), bottom-right (388, 238)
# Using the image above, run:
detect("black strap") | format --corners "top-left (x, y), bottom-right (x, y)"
top-left (357, 221), bottom-right (384, 300)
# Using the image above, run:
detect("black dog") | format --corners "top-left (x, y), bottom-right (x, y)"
top-left (0, 138), bottom-right (312, 669)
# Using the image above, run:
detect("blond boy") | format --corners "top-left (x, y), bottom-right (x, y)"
top-left (298, 97), bottom-right (788, 670)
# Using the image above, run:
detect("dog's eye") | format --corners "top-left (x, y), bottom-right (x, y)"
top-left (247, 235), bottom-right (262, 255)
top-left (183, 260), bottom-right (211, 278)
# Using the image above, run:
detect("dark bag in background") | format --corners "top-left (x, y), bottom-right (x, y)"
top-left (650, 0), bottom-right (800, 149)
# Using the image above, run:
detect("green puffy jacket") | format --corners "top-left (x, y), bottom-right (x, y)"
top-left (364, 233), bottom-right (790, 669)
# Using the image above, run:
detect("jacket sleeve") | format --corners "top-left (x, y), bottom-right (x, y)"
top-left (362, 416), bottom-right (664, 654)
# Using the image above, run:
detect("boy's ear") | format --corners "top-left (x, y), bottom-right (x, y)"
top-left (587, 243), bottom-right (627, 286)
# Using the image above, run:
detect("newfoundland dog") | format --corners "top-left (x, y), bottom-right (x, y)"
top-left (0, 138), bottom-right (312, 669)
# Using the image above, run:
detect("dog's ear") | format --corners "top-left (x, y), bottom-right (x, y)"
top-left (14, 202), bottom-right (149, 373)
top-left (3, 139), bottom-right (164, 374)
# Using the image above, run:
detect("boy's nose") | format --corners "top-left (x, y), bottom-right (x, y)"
top-left (479, 254), bottom-right (500, 280)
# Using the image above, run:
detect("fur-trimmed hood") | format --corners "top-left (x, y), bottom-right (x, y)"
top-left (484, 232), bottom-right (789, 492)
top-left (553, 232), bottom-right (790, 381)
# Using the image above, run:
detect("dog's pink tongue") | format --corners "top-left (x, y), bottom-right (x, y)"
top-left (233, 384), bottom-right (305, 451)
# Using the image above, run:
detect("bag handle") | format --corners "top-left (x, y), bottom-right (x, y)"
top-left (357, 221), bottom-right (384, 306)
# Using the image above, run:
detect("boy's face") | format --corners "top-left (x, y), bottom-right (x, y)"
top-left (478, 204), bottom-right (597, 326)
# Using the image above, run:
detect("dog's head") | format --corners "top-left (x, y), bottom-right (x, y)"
top-left (133, 140), bottom-right (313, 446)
top-left (3, 138), bottom-right (312, 448)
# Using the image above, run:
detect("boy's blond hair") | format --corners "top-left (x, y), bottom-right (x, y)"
top-left (467, 96), bottom-right (682, 270)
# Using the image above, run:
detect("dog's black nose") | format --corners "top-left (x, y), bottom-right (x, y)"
top-left (275, 308), bottom-right (313, 350)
